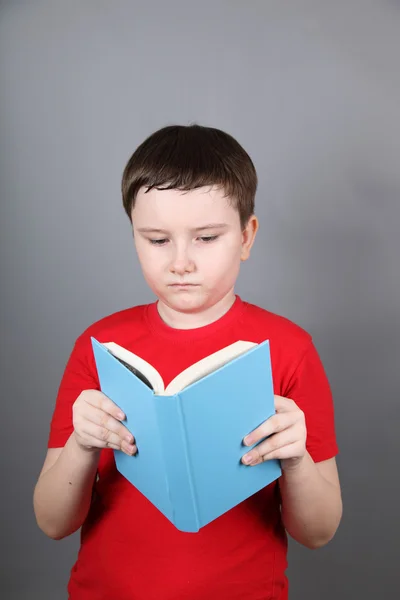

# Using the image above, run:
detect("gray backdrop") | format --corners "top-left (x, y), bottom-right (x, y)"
top-left (1, 1), bottom-right (399, 599)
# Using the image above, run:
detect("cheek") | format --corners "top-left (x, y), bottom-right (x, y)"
top-left (202, 244), bottom-right (241, 278)
top-left (136, 245), bottom-right (162, 277)
top-left (139, 260), bottom-right (164, 292)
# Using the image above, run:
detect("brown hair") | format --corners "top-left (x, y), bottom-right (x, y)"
top-left (121, 124), bottom-right (257, 229)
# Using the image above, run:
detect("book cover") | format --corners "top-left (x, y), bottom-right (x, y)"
top-left (91, 337), bottom-right (281, 532)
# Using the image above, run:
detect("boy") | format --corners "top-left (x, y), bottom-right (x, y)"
top-left (34, 124), bottom-right (342, 600)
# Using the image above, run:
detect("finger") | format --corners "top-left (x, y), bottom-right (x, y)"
top-left (80, 421), bottom-right (136, 454)
top-left (242, 429), bottom-right (298, 465)
top-left (77, 433), bottom-right (121, 452)
top-left (77, 432), bottom-right (137, 455)
top-left (261, 442), bottom-right (303, 463)
top-left (244, 442), bottom-right (303, 466)
top-left (84, 391), bottom-right (126, 422)
top-left (243, 412), bottom-right (294, 446)
top-left (81, 404), bottom-right (134, 444)
top-left (274, 395), bottom-right (297, 413)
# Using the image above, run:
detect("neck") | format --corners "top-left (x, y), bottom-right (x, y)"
top-left (156, 290), bottom-right (237, 330)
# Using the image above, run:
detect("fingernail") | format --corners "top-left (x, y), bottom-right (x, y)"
top-left (118, 411), bottom-right (125, 420)
top-left (243, 436), bottom-right (251, 446)
top-left (243, 454), bottom-right (252, 464)
top-left (125, 435), bottom-right (133, 443)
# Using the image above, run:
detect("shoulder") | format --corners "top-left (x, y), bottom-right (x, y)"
top-left (73, 304), bottom-right (149, 350)
top-left (241, 300), bottom-right (312, 348)
top-left (239, 300), bottom-right (314, 379)
top-left (239, 300), bottom-right (326, 397)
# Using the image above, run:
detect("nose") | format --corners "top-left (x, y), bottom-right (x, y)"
top-left (169, 244), bottom-right (195, 275)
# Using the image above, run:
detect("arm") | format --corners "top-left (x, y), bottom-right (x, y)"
top-left (34, 390), bottom-right (137, 540)
top-left (279, 454), bottom-right (342, 548)
top-left (33, 434), bottom-right (100, 540)
top-left (242, 395), bottom-right (342, 549)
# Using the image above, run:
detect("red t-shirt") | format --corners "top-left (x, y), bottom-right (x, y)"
top-left (48, 296), bottom-right (338, 600)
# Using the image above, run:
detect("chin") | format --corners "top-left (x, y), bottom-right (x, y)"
top-left (173, 300), bottom-right (205, 314)
top-left (165, 292), bottom-right (208, 314)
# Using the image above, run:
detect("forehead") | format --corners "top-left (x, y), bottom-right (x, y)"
top-left (132, 186), bottom-right (239, 227)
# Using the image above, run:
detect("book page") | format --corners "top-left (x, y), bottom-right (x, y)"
top-left (111, 356), bottom-right (154, 390)
top-left (103, 342), bottom-right (165, 394)
top-left (164, 341), bottom-right (256, 395)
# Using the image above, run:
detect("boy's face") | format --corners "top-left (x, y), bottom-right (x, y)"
top-left (131, 186), bottom-right (257, 319)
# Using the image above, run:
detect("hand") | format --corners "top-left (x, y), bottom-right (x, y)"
top-left (242, 395), bottom-right (307, 471)
top-left (73, 390), bottom-right (137, 456)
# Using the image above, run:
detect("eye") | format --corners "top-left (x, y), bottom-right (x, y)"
top-left (149, 238), bottom-right (168, 246)
top-left (198, 235), bottom-right (219, 243)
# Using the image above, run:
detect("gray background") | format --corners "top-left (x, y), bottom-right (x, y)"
top-left (1, 1), bottom-right (399, 598)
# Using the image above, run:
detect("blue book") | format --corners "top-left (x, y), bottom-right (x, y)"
top-left (91, 337), bottom-right (281, 533)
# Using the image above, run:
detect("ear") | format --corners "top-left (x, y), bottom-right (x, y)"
top-left (241, 215), bottom-right (258, 261)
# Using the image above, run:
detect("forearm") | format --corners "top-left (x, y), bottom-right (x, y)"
top-left (33, 433), bottom-right (100, 539)
top-left (279, 452), bottom-right (342, 549)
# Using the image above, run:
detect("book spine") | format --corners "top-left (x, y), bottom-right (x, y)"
top-left (155, 394), bottom-right (200, 533)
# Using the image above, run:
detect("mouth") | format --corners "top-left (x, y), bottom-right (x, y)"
top-left (169, 283), bottom-right (199, 288)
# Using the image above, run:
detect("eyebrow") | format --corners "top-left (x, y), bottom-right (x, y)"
top-left (137, 224), bottom-right (229, 234)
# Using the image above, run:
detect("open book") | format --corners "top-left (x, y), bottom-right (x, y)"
top-left (92, 337), bottom-right (281, 533)
top-left (103, 340), bottom-right (257, 395)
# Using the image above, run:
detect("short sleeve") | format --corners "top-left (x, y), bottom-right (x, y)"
top-left (48, 333), bottom-right (100, 448)
top-left (284, 340), bottom-right (339, 463)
